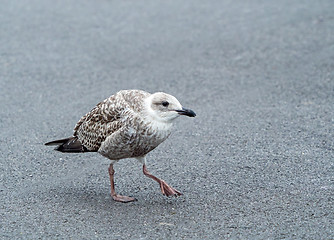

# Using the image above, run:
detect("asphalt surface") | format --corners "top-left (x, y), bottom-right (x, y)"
top-left (1, 0), bottom-right (333, 239)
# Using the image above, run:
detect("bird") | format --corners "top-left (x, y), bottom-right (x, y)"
top-left (45, 89), bottom-right (196, 203)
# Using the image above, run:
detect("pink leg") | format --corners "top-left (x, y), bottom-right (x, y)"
top-left (108, 164), bottom-right (136, 203)
top-left (143, 165), bottom-right (182, 197)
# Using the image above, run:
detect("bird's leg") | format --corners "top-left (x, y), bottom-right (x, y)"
top-left (142, 165), bottom-right (182, 197)
top-left (108, 163), bottom-right (136, 203)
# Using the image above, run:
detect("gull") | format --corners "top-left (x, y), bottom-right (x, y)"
top-left (45, 90), bottom-right (196, 203)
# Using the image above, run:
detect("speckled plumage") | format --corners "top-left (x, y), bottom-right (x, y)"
top-left (45, 89), bottom-right (196, 202)
top-left (73, 90), bottom-right (173, 159)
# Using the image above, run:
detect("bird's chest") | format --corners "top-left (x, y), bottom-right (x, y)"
top-left (137, 121), bottom-right (171, 144)
top-left (130, 120), bottom-right (172, 156)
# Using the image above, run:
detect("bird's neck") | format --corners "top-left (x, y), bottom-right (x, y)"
top-left (143, 114), bottom-right (173, 131)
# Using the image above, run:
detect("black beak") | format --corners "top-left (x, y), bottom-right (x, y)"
top-left (176, 107), bottom-right (196, 117)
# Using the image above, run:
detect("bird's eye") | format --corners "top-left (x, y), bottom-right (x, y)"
top-left (162, 101), bottom-right (169, 107)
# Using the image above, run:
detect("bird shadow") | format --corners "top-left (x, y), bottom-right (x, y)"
top-left (43, 184), bottom-right (186, 214)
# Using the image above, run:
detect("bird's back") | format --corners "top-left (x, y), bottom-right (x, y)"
top-left (74, 90), bottom-right (150, 151)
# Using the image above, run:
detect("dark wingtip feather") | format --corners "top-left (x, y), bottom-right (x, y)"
top-left (45, 138), bottom-right (71, 146)
top-left (45, 137), bottom-right (92, 153)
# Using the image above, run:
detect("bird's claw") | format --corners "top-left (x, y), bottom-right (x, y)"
top-left (112, 194), bottom-right (137, 203)
top-left (159, 180), bottom-right (182, 197)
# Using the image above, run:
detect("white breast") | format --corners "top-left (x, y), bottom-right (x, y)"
top-left (144, 118), bottom-right (173, 141)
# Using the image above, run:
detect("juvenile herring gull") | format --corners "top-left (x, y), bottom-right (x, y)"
top-left (45, 90), bottom-right (196, 203)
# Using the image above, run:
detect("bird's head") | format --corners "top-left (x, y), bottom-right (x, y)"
top-left (145, 92), bottom-right (196, 123)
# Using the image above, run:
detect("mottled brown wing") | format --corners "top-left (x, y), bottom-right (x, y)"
top-left (73, 96), bottom-right (124, 151)
top-left (118, 90), bottom-right (150, 113)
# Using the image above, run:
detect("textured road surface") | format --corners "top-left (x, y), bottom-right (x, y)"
top-left (1, 0), bottom-right (333, 239)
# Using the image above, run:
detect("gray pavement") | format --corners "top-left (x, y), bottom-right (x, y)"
top-left (1, 0), bottom-right (333, 239)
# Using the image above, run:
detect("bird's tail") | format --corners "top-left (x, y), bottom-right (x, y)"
top-left (45, 137), bottom-right (89, 153)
